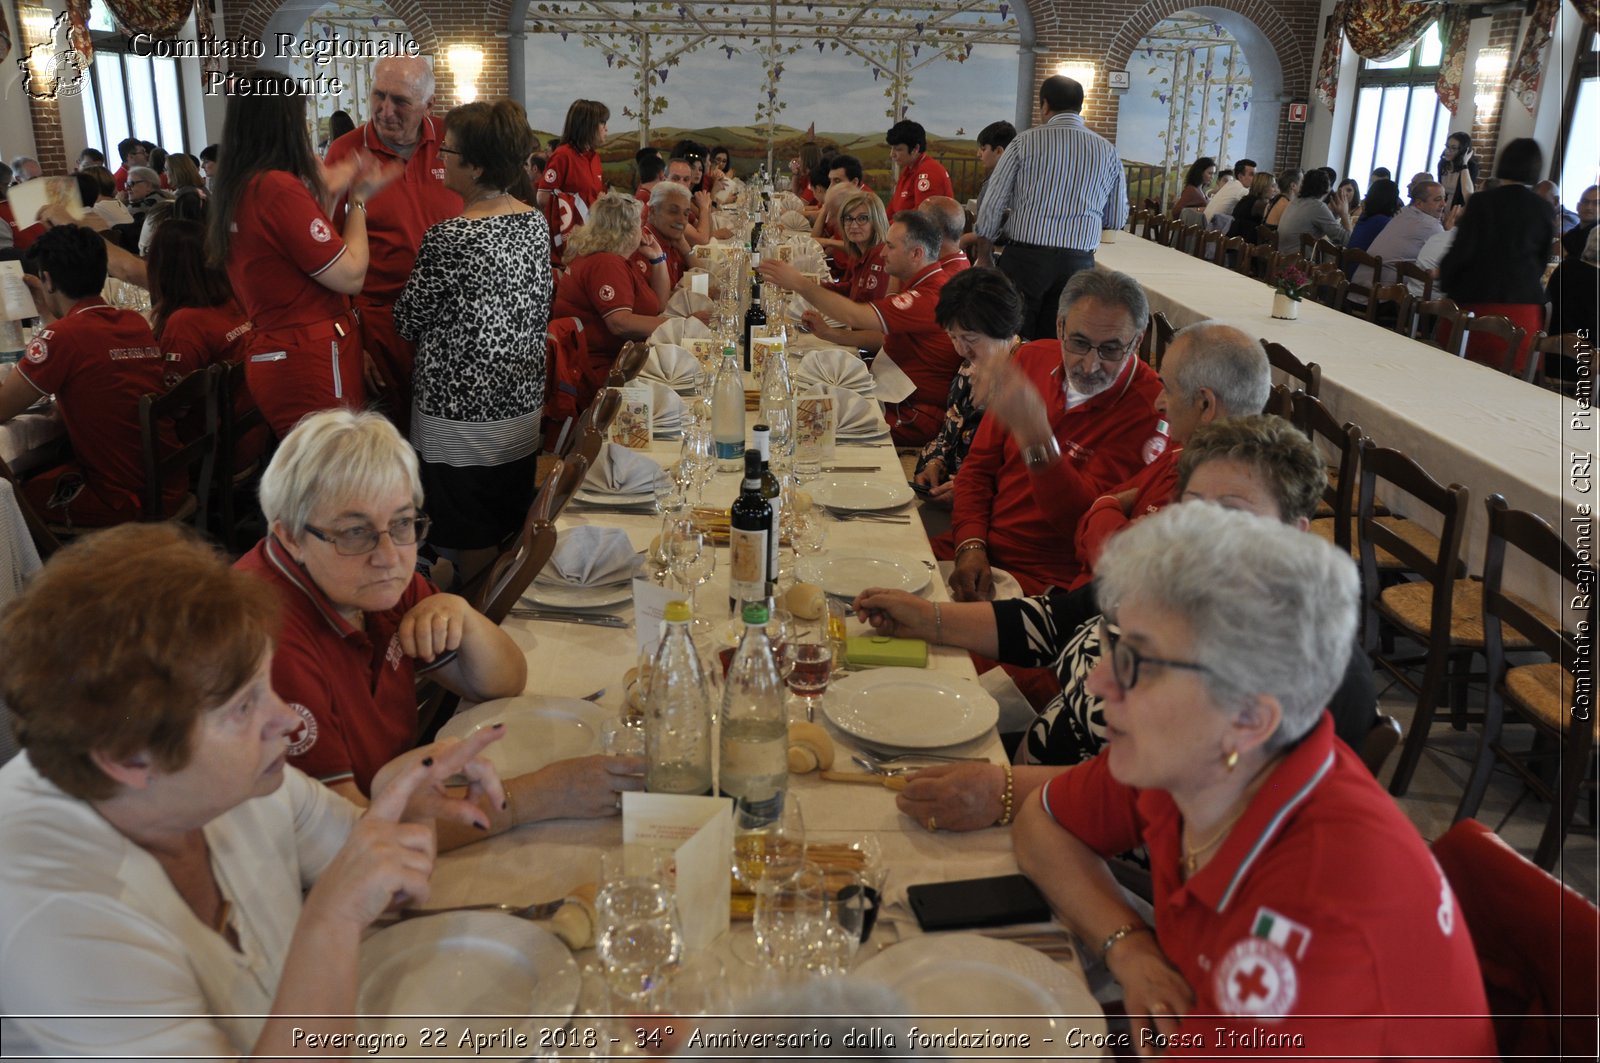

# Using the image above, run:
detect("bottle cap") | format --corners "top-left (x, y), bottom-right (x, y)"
top-left (664, 600), bottom-right (691, 622)
top-left (742, 601), bottom-right (770, 625)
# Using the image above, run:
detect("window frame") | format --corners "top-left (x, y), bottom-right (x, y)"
top-left (81, 3), bottom-right (193, 162)
top-left (1551, 25), bottom-right (1598, 183)
top-left (1341, 23), bottom-right (1450, 186)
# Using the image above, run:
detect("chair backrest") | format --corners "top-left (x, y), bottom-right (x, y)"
top-left (608, 340), bottom-right (650, 387)
top-left (1149, 311), bottom-right (1175, 371)
top-left (1308, 263), bottom-right (1349, 308)
top-left (1432, 819), bottom-right (1599, 1062)
top-left (1179, 206), bottom-right (1205, 230)
top-left (1221, 234), bottom-right (1247, 273)
top-left (1297, 231), bottom-right (1317, 259)
top-left (1481, 494), bottom-right (1585, 668)
top-left (1312, 236), bottom-right (1342, 265)
top-left (1340, 246), bottom-right (1383, 305)
top-left (476, 519), bottom-right (560, 625)
top-left (537, 452), bottom-right (592, 525)
top-left (0, 454), bottom-right (59, 561)
top-left (543, 316), bottom-right (589, 453)
top-left (1194, 228), bottom-right (1223, 262)
top-left (575, 388), bottom-right (622, 467)
top-left (1365, 282), bottom-right (1415, 334)
top-left (1413, 298), bottom-right (1467, 355)
top-left (1392, 260), bottom-right (1434, 302)
top-left (1206, 211), bottom-right (1233, 234)
top-left (1244, 241), bottom-right (1277, 282)
top-left (1356, 440), bottom-right (1469, 651)
top-left (1358, 712), bottom-right (1402, 776)
top-left (1460, 314), bottom-right (1530, 379)
top-left (138, 364), bottom-right (218, 525)
top-left (1255, 223), bottom-right (1276, 246)
top-left (1530, 330), bottom-right (1580, 392)
top-left (1262, 382), bottom-right (1294, 420)
top-left (1294, 392), bottom-right (1361, 551)
top-left (1262, 340), bottom-right (1322, 398)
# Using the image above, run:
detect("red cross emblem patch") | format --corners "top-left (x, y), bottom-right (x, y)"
top-left (916, 173), bottom-right (931, 193)
top-left (1215, 937), bottom-right (1297, 1017)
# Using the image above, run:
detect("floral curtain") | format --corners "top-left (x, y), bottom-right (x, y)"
top-left (1508, 0), bottom-right (1563, 113)
top-left (1314, 0), bottom-right (1348, 113)
top-left (195, 1), bottom-right (222, 79)
top-left (1434, 6), bottom-right (1471, 115)
top-left (0, 6), bottom-right (11, 64)
top-left (103, 0), bottom-right (195, 38)
top-left (66, 0), bottom-right (95, 64)
top-left (1343, 0), bottom-right (1437, 62)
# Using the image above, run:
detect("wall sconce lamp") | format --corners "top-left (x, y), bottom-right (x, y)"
top-left (20, 6), bottom-right (55, 35)
top-left (1473, 48), bottom-right (1509, 113)
top-left (1055, 62), bottom-right (1097, 89)
top-left (448, 45), bottom-right (484, 103)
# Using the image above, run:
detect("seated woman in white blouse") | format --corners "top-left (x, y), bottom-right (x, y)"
top-left (0, 523), bottom-right (505, 1057)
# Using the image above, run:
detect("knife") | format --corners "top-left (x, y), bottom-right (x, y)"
top-left (509, 608), bottom-right (629, 628)
top-left (822, 465), bottom-right (881, 472)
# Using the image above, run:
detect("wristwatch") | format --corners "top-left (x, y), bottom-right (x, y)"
top-left (647, 254), bottom-right (667, 265)
top-left (1020, 437), bottom-right (1061, 471)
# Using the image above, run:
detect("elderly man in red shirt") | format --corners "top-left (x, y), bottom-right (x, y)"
top-left (888, 120), bottom-right (954, 214)
top-left (760, 210), bottom-right (962, 446)
top-left (950, 267), bottom-right (1164, 598)
top-left (629, 180), bottom-right (693, 294)
top-left (919, 196), bottom-right (971, 274)
top-left (325, 56), bottom-right (462, 433)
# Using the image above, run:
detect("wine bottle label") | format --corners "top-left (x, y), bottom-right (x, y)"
top-left (729, 527), bottom-right (768, 597)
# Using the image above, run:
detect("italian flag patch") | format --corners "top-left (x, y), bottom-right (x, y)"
top-left (1252, 906), bottom-right (1313, 960)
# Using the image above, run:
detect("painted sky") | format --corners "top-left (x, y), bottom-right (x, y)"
top-left (521, 37), bottom-right (1018, 137)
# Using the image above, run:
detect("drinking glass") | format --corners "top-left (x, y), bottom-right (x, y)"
top-left (665, 520), bottom-right (714, 613)
top-left (602, 715), bottom-right (646, 759)
top-left (595, 847), bottom-right (684, 1006)
top-left (783, 638), bottom-right (833, 723)
top-left (732, 791), bottom-right (806, 893)
top-left (753, 862), bottom-right (826, 973)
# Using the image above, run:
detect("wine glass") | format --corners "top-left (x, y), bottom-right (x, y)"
top-left (664, 520), bottom-right (714, 615)
top-left (753, 861), bottom-right (826, 973)
top-left (732, 791), bottom-right (806, 893)
top-left (595, 847), bottom-right (685, 1006)
top-left (783, 632), bottom-right (833, 724)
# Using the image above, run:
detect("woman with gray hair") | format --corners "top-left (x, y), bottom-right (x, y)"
top-left (552, 189), bottom-right (675, 399)
top-left (236, 409), bottom-right (643, 839)
top-left (1013, 503), bottom-right (1492, 1056)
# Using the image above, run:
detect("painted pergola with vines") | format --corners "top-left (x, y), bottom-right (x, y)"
top-left (524, 1), bottom-right (1021, 159)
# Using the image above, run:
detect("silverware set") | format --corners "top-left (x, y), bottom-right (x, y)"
top-left (387, 898), bottom-right (568, 922)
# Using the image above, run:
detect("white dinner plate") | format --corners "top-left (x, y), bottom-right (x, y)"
top-left (437, 694), bottom-right (610, 778)
top-left (573, 486), bottom-right (657, 507)
top-left (852, 934), bottom-right (1103, 1030)
top-left (808, 477), bottom-right (913, 512)
top-left (825, 668), bottom-right (998, 749)
top-left (797, 551), bottom-right (929, 599)
top-left (522, 577), bottom-right (634, 610)
top-left (358, 913), bottom-right (580, 1049)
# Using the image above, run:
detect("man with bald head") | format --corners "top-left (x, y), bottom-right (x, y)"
top-left (325, 55), bottom-right (462, 431)
top-left (1357, 179), bottom-right (1447, 295)
top-left (918, 196), bottom-right (970, 274)
top-left (1071, 320), bottom-right (1270, 584)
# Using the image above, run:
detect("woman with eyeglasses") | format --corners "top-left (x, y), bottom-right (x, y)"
top-left (236, 409), bottom-right (644, 827)
top-left (1012, 503), bottom-right (1492, 1057)
top-left (825, 189), bottom-right (891, 304)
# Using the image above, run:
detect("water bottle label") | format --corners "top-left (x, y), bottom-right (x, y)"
top-left (715, 439), bottom-right (744, 460)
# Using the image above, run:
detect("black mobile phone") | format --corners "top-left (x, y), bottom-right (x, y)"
top-left (908, 479), bottom-right (934, 498)
top-left (907, 873), bottom-right (1051, 932)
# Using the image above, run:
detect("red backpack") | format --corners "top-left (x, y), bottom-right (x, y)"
top-left (543, 316), bottom-right (589, 452)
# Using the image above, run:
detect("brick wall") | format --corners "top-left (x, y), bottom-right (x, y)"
top-left (1471, 11), bottom-right (1525, 179)
top-left (27, 98), bottom-right (68, 176)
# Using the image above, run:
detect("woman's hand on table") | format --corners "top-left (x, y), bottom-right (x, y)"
top-left (852, 587), bottom-right (936, 641)
top-left (513, 754), bottom-right (646, 821)
top-left (1107, 935), bottom-right (1196, 1056)
top-left (948, 548), bottom-right (994, 602)
top-left (399, 592), bottom-right (475, 663)
top-left (895, 762), bottom-right (1006, 832)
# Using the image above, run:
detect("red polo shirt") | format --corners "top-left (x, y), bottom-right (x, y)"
top-left (952, 342), bottom-right (1163, 590)
top-left (159, 301), bottom-right (253, 381)
top-left (891, 153), bottom-right (954, 214)
top-left (869, 263), bottom-right (961, 408)
top-left (539, 143), bottom-right (606, 209)
top-left (628, 222), bottom-right (687, 289)
top-left (1072, 439), bottom-right (1179, 585)
top-left (325, 118), bottom-right (461, 301)
top-left (1038, 716), bottom-right (1494, 1059)
top-left (552, 251), bottom-right (660, 363)
top-left (831, 242), bottom-right (889, 303)
top-left (226, 170), bottom-right (351, 332)
top-left (236, 535), bottom-right (446, 795)
top-left (939, 252), bottom-right (971, 275)
top-left (16, 297), bottom-right (181, 513)
top-left (0, 202), bottom-right (42, 251)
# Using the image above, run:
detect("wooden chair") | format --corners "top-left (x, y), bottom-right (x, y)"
top-left (1297, 392), bottom-right (1362, 550)
top-left (1359, 712), bottom-right (1403, 776)
top-left (556, 386), bottom-right (621, 462)
top-left (1412, 298), bottom-right (1467, 355)
top-left (1529, 331), bottom-right (1583, 393)
top-left (1255, 223), bottom-right (1276, 246)
top-left (1149, 311), bottom-right (1175, 372)
top-left (1312, 236), bottom-right (1343, 265)
top-left (1243, 242), bottom-right (1277, 282)
top-left (1220, 234), bottom-right (1247, 272)
top-left (1169, 222), bottom-right (1201, 255)
top-left (1357, 441), bottom-right (1486, 799)
top-left (1194, 227), bottom-right (1223, 263)
top-left (1307, 263), bottom-right (1348, 309)
top-left (213, 359), bottom-right (271, 552)
top-left (1392, 260), bottom-right (1434, 302)
top-left (1340, 246), bottom-right (1383, 311)
top-left (138, 364), bottom-right (218, 527)
top-left (1262, 340), bottom-right (1321, 398)
top-left (0, 453), bottom-right (59, 562)
top-left (1454, 495), bottom-right (1595, 870)
top-left (1297, 232), bottom-right (1317, 260)
top-left (1457, 314), bottom-right (1530, 379)
top-left (607, 341), bottom-right (650, 387)
top-left (1364, 282), bottom-right (1415, 335)
top-left (1262, 382), bottom-right (1294, 420)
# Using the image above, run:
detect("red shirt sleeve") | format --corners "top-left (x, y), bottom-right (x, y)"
top-left (869, 284), bottom-right (937, 338)
top-left (586, 254), bottom-right (641, 316)
top-left (158, 311), bottom-right (213, 375)
top-left (15, 326), bottom-right (71, 397)
top-left (254, 171), bottom-right (347, 278)
top-left (273, 617), bottom-right (359, 788)
top-left (538, 148), bottom-right (571, 194)
top-left (1037, 754), bottom-right (1144, 856)
top-left (951, 414), bottom-right (1005, 544)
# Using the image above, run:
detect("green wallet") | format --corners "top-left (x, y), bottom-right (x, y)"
top-left (845, 635), bottom-right (929, 668)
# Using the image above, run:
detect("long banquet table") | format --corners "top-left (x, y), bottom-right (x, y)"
top-left (1097, 234), bottom-right (1582, 607)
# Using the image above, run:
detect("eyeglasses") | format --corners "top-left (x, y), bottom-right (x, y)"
top-left (304, 514), bottom-right (431, 555)
top-left (841, 213), bottom-right (872, 224)
top-left (438, 146), bottom-right (463, 157)
top-left (1099, 618), bottom-right (1212, 693)
top-left (1063, 335), bottom-right (1134, 363)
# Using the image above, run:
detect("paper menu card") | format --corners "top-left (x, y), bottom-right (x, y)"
top-left (6, 177), bottom-right (84, 228)
top-left (632, 578), bottom-right (680, 660)
top-left (621, 793), bottom-right (733, 949)
top-left (1, 262), bottom-right (36, 322)
top-left (609, 383), bottom-right (653, 449)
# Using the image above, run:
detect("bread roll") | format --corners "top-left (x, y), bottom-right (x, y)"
top-left (786, 581), bottom-right (826, 621)
top-left (787, 721), bottom-right (835, 772)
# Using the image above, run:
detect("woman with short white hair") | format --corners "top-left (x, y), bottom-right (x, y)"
top-left (238, 409), bottom-right (642, 838)
top-left (1013, 503), bottom-right (1492, 1056)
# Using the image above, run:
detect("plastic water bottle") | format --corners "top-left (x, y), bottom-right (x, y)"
top-left (758, 334), bottom-right (795, 470)
top-left (712, 347), bottom-right (745, 471)
top-left (644, 600), bottom-right (714, 796)
top-left (718, 600), bottom-right (788, 812)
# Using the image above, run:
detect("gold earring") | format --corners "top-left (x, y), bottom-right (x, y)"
top-left (1224, 749), bottom-right (1239, 772)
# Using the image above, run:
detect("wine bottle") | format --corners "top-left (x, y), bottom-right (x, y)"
top-left (743, 257), bottom-right (767, 372)
top-left (728, 449), bottom-right (773, 606)
top-left (751, 425), bottom-right (782, 590)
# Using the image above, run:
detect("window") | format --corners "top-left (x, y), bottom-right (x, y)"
top-left (1343, 21), bottom-right (1451, 189)
top-left (79, 0), bottom-right (191, 162)
top-left (1556, 28), bottom-right (1598, 210)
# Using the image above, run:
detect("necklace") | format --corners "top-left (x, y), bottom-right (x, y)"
top-left (1181, 804), bottom-right (1250, 875)
top-left (464, 188), bottom-right (508, 213)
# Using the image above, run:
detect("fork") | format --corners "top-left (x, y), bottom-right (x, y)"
top-left (391, 898), bottom-right (567, 922)
top-left (850, 755), bottom-right (915, 776)
top-left (826, 508), bottom-right (910, 524)
top-left (857, 745), bottom-right (989, 764)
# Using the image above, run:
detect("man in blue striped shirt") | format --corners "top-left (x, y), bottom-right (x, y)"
top-left (973, 76), bottom-right (1128, 341)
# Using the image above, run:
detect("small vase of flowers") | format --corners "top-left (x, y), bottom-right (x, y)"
top-left (1272, 266), bottom-right (1308, 320)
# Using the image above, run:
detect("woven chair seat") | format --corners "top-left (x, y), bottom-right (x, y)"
top-left (1378, 578), bottom-right (1544, 648)
top-left (1503, 663), bottom-right (1598, 740)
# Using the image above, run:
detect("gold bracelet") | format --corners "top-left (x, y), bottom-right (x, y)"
top-left (995, 763), bottom-right (1015, 826)
top-left (1099, 922), bottom-right (1151, 961)
top-left (954, 537), bottom-right (987, 556)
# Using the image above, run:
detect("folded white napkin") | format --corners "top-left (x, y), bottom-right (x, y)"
top-left (779, 209), bottom-right (810, 231)
top-left (650, 382), bottom-right (685, 430)
top-left (796, 348), bottom-right (875, 396)
top-left (664, 289), bottom-right (715, 319)
top-left (541, 526), bottom-right (641, 587)
top-left (639, 343), bottom-right (700, 388)
top-left (804, 384), bottom-right (878, 436)
top-left (649, 316), bottom-right (714, 347)
top-left (777, 191), bottom-right (807, 214)
top-left (587, 442), bottom-right (667, 494)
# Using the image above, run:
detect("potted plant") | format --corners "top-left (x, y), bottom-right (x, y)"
top-left (1273, 265), bottom-right (1309, 320)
